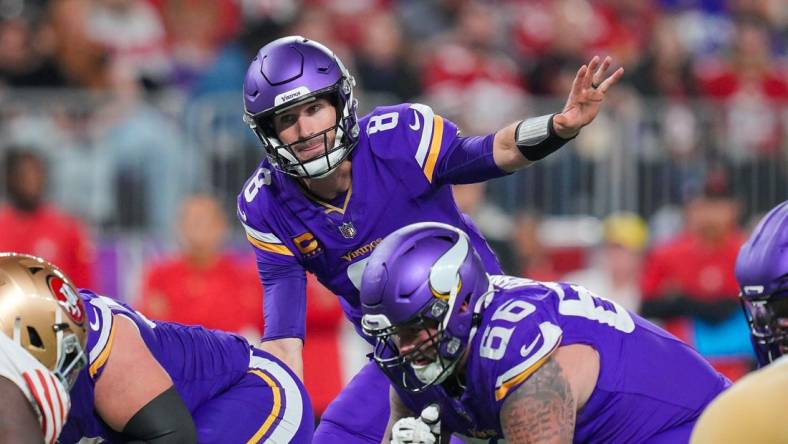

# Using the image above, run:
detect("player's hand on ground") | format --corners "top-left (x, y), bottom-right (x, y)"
top-left (391, 417), bottom-right (437, 444)
top-left (553, 55), bottom-right (624, 139)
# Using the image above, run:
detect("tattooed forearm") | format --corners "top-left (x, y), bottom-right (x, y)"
top-left (500, 358), bottom-right (576, 444)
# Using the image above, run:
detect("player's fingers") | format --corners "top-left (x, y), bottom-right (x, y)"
top-left (598, 67), bottom-right (624, 93)
top-left (572, 64), bottom-right (587, 96)
top-left (585, 56), bottom-right (599, 88)
top-left (594, 56), bottom-right (611, 84)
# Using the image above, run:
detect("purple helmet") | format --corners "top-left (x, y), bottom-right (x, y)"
top-left (243, 36), bottom-right (359, 178)
top-left (360, 222), bottom-right (491, 392)
top-left (735, 200), bottom-right (788, 366)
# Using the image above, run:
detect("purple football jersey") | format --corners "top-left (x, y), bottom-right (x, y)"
top-left (60, 291), bottom-right (312, 443)
top-left (401, 276), bottom-right (731, 443)
top-left (237, 103), bottom-right (507, 340)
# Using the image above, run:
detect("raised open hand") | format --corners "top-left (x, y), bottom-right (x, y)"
top-left (552, 56), bottom-right (624, 139)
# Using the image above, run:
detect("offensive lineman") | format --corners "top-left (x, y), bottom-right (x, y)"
top-left (238, 35), bottom-right (623, 443)
top-left (0, 253), bottom-right (313, 443)
top-left (359, 222), bottom-right (730, 443)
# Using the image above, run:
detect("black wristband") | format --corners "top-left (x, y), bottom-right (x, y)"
top-left (514, 114), bottom-right (576, 161)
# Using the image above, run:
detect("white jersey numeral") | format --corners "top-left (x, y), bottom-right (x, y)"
top-left (480, 300), bottom-right (536, 361)
top-left (477, 278), bottom-right (634, 362)
top-left (244, 167), bottom-right (272, 203)
top-left (367, 112), bottom-right (399, 135)
top-left (544, 282), bottom-right (635, 333)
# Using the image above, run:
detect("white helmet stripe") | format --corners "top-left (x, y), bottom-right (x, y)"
top-left (428, 234), bottom-right (469, 296)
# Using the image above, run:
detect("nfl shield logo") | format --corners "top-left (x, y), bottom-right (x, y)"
top-left (339, 221), bottom-right (357, 239)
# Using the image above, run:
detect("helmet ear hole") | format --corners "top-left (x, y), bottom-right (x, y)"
top-left (27, 326), bottom-right (44, 349)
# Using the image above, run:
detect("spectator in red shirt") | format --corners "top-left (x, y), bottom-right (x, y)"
top-left (640, 172), bottom-right (752, 378)
top-left (139, 194), bottom-right (262, 341)
top-left (0, 148), bottom-right (94, 288)
top-left (640, 174), bottom-right (745, 324)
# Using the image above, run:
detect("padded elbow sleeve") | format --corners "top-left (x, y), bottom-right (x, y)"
top-left (122, 386), bottom-right (197, 444)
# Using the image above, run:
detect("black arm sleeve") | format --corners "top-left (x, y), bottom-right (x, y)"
top-left (122, 386), bottom-right (197, 444)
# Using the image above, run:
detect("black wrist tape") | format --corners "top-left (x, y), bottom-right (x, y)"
top-left (514, 114), bottom-right (575, 161)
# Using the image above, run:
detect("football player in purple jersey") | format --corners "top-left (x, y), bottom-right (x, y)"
top-left (360, 222), bottom-right (730, 444)
top-left (691, 200), bottom-right (788, 444)
top-left (238, 35), bottom-right (623, 443)
top-left (0, 254), bottom-right (313, 444)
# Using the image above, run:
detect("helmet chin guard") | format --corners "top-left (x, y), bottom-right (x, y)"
top-left (243, 36), bottom-right (360, 179)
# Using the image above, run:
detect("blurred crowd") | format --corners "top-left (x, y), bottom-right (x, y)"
top-left (1, 0), bottom-right (787, 416)
top-left (1, 0), bottom-right (786, 98)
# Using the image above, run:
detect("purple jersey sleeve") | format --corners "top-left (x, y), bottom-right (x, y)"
top-left (82, 294), bottom-right (115, 382)
top-left (254, 249), bottom-right (307, 341)
top-left (474, 278), bottom-right (564, 413)
top-left (237, 189), bottom-right (307, 341)
top-left (366, 103), bottom-right (507, 190)
top-left (435, 134), bottom-right (504, 185)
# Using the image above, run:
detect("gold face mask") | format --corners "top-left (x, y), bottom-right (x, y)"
top-left (0, 253), bottom-right (88, 390)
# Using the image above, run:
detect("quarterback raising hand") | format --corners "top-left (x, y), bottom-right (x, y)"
top-left (493, 55), bottom-right (624, 172)
top-left (553, 55), bottom-right (625, 139)
top-left (239, 36), bottom-right (626, 444)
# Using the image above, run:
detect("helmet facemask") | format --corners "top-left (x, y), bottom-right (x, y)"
top-left (245, 78), bottom-right (359, 179)
top-left (365, 281), bottom-right (484, 393)
top-left (52, 309), bottom-right (88, 390)
top-left (369, 303), bottom-right (461, 392)
top-left (740, 288), bottom-right (788, 365)
top-left (360, 223), bottom-right (493, 393)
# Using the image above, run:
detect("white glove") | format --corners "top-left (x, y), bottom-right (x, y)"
top-left (391, 417), bottom-right (437, 444)
top-left (419, 404), bottom-right (441, 436)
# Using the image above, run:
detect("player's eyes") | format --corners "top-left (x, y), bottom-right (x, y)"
top-left (274, 114), bottom-right (297, 130)
top-left (308, 103), bottom-right (324, 114)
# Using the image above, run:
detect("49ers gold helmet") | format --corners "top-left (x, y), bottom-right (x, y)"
top-left (0, 253), bottom-right (88, 390)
